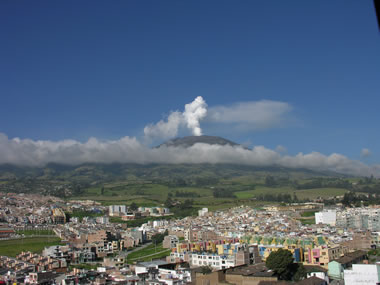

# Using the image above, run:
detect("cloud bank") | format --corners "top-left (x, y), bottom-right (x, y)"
top-left (0, 132), bottom-right (379, 177)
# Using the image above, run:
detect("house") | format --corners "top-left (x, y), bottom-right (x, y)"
top-left (304, 265), bottom-right (329, 284)
top-left (328, 250), bottom-right (367, 280)
top-left (163, 235), bottom-right (179, 249)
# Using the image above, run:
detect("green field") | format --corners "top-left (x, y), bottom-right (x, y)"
top-left (72, 183), bottom-right (214, 206)
top-left (235, 187), bottom-right (348, 200)
top-left (16, 229), bottom-right (56, 236)
top-left (300, 219), bottom-right (316, 225)
top-left (127, 243), bottom-right (171, 264)
top-left (71, 183), bottom-right (349, 214)
top-left (301, 210), bottom-right (317, 217)
top-left (63, 172), bottom-right (355, 215)
top-left (0, 237), bottom-right (63, 257)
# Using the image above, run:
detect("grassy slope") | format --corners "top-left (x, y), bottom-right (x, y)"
top-left (16, 229), bottom-right (56, 236)
top-left (71, 182), bottom-right (349, 212)
top-left (127, 243), bottom-right (171, 263)
top-left (0, 237), bottom-right (62, 257)
top-left (235, 187), bottom-right (348, 200)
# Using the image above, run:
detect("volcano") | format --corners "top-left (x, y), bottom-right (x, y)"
top-left (157, 135), bottom-right (240, 148)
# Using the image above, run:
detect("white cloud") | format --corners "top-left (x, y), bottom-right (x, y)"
top-left (0, 132), bottom-right (379, 177)
top-left (207, 100), bottom-right (293, 130)
top-left (361, 148), bottom-right (371, 158)
top-left (143, 96), bottom-right (207, 140)
top-left (143, 111), bottom-right (182, 140)
top-left (275, 145), bottom-right (287, 153)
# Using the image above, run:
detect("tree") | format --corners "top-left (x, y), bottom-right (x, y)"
top-left (200, 266), bottom-right (212, 274)
top-left (265, 175), bottom-right (276, 187)
top-left (292, 263), bottom-right (307, 281)
top-left (151, 229), bottom-right (168, 244)
top-left (293, 192), bottom-right (299, 203)
top-left (165, 195), bottom-right (174, 208)
top-left (266, 249), bottom-right (294, 280)
top-left (129, 202), bottom-right (138, 211)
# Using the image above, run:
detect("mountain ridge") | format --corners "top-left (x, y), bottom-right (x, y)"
top-left (157, 135), bottom-right (240, 148)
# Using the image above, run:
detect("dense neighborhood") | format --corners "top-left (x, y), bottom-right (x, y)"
top-left (0, 192), bottom-right (379, 284)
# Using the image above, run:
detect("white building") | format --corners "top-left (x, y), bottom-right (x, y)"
top-left (198, 208), bottom-right (208, 217)
top-left (109, 205), bottom-right (127, 216)
top-left (336, 208), bottom-right (380, 231)
top-left (157, 268), bottom-right (192, 285)
top-left (168, 252), bottom-right (237, 270)
top-left (190, 252), bottom-right (237, 269)
top-left (96, 216), bottom-right (109, 224)
top-left (315, 210), bottom-right (337, 226)
top-left (344, 264), bottom-right (380, 285)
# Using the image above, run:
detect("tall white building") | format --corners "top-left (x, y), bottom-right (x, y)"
top-left (315, 210), bottom-right (337, 226)
top-left (344, 264), bottom-right (380, 285)
top-left (198, 208), bottom-right (208, 217)
top-left (109, 205), bottom-right (127, 216)
top-left (336, 208), bottom-right (380, 231)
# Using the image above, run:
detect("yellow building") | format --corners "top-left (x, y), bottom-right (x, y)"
top-left (52, 208), bottom-right (66, 224)
top-left (303, 245), bottom-right (348, 268)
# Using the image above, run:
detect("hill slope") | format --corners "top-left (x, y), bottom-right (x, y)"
top-left (157, 135), bottom-right (240, 148)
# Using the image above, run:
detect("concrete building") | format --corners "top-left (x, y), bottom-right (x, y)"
top-left (52, 208), bottom-right (66, 224)
top-left (328, 250), bottom-right (367, 280)
top-left (0, 227), bottom-right (15, 238)
top-left (96, 216), bottom-right (109, 224)
top-left (163, 235), bottom-right (179, 249)
top-left (336, 208), bottom-right (380, 231)
top-left (344, 264), bottom-right (380, 285)
top-left (304, 245), bottom-right (348, 268)
top-left (108, 205), bottom-right (127, 217)
top-left (315, 210), bottom-right (337, 226)
top-left (198, 208), bottom-right (208, 217)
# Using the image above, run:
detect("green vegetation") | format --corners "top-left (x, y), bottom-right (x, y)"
top-left (301, 211), bottom-right (317, 217)
top-left (127, 243), bottom-right (171, 263)
top-left (300, 219), bottom-right (315, 225)
top-left (200, 266), bottom-right (213, 274)
top-left (368, 248), bottom-right (380, 256)
top-left (266, 249), bottom-right (306, 281)
top-left (213, 188), bottom-right (237, 198)
top-left (70, 263), bottom-right (100, 270)
top-left (1, 162), bottom-right (380, 209)
top-left (16, 229), bottom-right (56, 236)
top-left (151, 230), bottom-right (168, 244)
top-left (0, 237), bottom-right (63, 257)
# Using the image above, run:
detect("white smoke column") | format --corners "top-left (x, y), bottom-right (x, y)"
top-left (183, 96), bottom-right (207, 136)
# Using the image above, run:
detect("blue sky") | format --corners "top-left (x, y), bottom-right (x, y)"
top-left (1, 1), bottom-right (380, 169)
